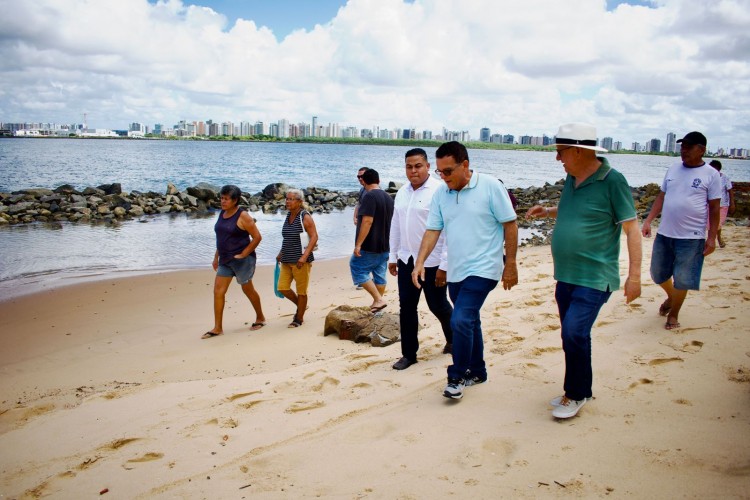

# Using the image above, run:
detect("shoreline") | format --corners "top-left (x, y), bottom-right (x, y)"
top-left (1, 227), bottom-right (748, 497)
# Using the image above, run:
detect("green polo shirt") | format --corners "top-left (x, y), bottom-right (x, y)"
top-left (551, 158), bottom-right (636, 292)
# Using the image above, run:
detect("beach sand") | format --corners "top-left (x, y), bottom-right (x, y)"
top-left (1, 225), bottom-right (748, 498)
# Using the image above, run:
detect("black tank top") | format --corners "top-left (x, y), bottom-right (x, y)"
top-left (215, 208), bottom-right (252, 265)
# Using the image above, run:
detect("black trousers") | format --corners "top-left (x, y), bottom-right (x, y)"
top-left (397, 257), bottom-right (453, 361)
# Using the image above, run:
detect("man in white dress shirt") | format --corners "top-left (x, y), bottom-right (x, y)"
top-left (389, 148), bottom-right (453, 370)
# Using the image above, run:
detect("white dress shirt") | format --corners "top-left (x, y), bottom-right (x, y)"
top-left (388, 175), bottom-right (447, 269)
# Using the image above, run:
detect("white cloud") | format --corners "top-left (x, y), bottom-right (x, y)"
top-left (0, 0), bottom-right (748, 148)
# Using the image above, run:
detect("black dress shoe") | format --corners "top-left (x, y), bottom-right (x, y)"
top-left (442, 343), bottom-right (452, 354)
top-left (392, 357), bottom-right (417, 370)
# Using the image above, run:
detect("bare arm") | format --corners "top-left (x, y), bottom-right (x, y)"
top-left (704, 198), bottom-right (720, 256)
top-left (411, 229), bottom-right (441, 289)
top-left (299, 213), bottom-right (318, 266)
top-left (235, 211), bottom-right (262, 257)
top-left (501, 220), bottom-right (518, 290)
top-left (526, 205), bottom-right (557, 219)
top-left (354, 215), bottom-right (373, 257)
top-left (621, 219), bottom-right (642, 304)
top-left (641, 191), bottom-right (665, 238)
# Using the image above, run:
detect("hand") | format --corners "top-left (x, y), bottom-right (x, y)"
top-left (411, 265), bottom-right (425, 289)
top-left (388, 263), bottom-right (397, 276)
top-left (501, 262), bottom-right (518, 290)
top-left (297, 257), bottom-right (305, 268)
top-left (212, 259), bottom-right (218, 271)
top-left (526, 205), bottom-right (547, 219)
top-left (353, 245), bottom-right (362, 257)
top-left (641, 221), bottom-right (652, 238)
top-left (623, 278), bottom-right (641, 304)
top-left (703, 238), bottom-right (716, 257)
top-left (234, 253), bottom-right (245, 259)
top-left (435, 269), bottom-right (447, 288)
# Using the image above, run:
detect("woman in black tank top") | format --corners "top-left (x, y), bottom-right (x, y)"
top-left (203, 185), bottom-right (266, 339)
top-left (276, 188), bottom-right (319, 328)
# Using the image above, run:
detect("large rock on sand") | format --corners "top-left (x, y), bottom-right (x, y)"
top-left (323, 305), bottom-right (400, 347)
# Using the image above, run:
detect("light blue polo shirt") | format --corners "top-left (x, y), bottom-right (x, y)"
top-left (426, 171), bottom-right (517, 282)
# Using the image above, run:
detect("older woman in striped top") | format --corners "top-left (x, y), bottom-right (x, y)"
top-left (276, 188), bottom-right (319, 327)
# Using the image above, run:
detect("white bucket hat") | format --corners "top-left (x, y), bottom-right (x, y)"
top-left (551, 123), bottom-right (607, 152)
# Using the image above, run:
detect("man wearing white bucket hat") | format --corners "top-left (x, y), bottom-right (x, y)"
top-left (528, 123), bottom-right (642, 419)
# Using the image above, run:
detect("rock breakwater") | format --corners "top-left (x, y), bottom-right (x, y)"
top-left (1, 180), bottom-right (747, 247)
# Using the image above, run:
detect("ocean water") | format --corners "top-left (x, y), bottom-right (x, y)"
top-left (0, 138), bottom-right (747, 298)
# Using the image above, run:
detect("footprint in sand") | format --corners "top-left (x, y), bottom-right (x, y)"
top-left (673, 398), bottom-right (693, 405)
top-left (726, 366), bottom-right (750, 383)
top-left (490, 335), bottom-right (525, 355)
top-left (505, 362), bottom-right (546, 381)
top-left (661, 339), bottom-right (703, 354)
top-left (126, 452), bottom-right (164, 463)
top-left (647, 357), bottom-right (684, 366)
top-left (238, 400), bottom-right (264, 410)
top-left (303, 369), bottom-right (328, 380)
top-left (311, 376), bottom-right (341, 392)
top-left (346, 359), bottom-right (390, 373)
top-left (105, 438), bottom-right (141, 450)
top-left (627, 378), bottom-right (654, 390)
top-left (219, 417), bottom-right (238, 428)
top-left (226, 390), bottom-right (262, 402)
top-left (529, 346), bottom-right (562, 357)
top-left (285, 400), bottom-right (325, 413)
top-left (536, 323), bottom-right (559, 333)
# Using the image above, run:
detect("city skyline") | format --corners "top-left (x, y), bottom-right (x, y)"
top-left (1, 0), bottom-right (748, 151)
top-left (5, 115), bottom-right (747, 157)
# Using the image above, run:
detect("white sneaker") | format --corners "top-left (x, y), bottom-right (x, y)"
top-left (550, 395), bottom-right (591, 407)
top-left (443, 378), bottom-right (465, 399)
top-left (551, 397), bottom-right (587, 419)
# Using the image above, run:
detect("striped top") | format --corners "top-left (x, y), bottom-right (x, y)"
top-left (280, 209), bottom-right (315, 264)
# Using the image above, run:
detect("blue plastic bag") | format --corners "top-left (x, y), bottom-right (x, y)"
top-left (274, 261), bottom-right (285, 298)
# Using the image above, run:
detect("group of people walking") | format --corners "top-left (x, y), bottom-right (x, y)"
top-left (205, 123), bottom-right (731, 420)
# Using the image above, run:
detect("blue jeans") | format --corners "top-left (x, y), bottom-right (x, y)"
top-left (555, 282), bottom-right (611, 401)
top-left (446, 276), bottom-right (498, 381)
top-left (398, 258), bottom-right (453, 361)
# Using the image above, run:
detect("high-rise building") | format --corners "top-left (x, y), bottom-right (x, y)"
top-left (277, 119), bottom-right (289, 138)
top-left (665, 132), bottom-right (676, 153)
top-left (613, 141), bottom-right (622, 151)
top-left (311, 116), bottom-right (318, 137)
top-left (647, 138), bottom-right (661, 153)
top-left (601, 137), bottom-right (613, 150)
top-left (480, 127), bottom-right (490, 142)
top-left (240, 121), bottom-right (252, 136)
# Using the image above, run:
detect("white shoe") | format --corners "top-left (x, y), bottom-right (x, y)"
top-left (550, 395), bottom-right (591, 407)
top-left (551, 397), bottom-right (587, 419)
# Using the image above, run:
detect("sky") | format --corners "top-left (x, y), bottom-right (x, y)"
top-left (0, 0), bottom-right (748, 150)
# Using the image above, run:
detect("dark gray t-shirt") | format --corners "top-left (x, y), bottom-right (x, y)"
top-left (356, 189), bottom-right (394, 253)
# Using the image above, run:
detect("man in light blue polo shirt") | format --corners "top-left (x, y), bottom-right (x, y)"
top-left (412, 141), bottom-right (518, 400)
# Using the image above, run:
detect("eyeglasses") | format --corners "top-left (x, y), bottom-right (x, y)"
top-left (356, 175), bottom-right (363, 179)
top-left (285, 197), bottom-right (301, 202)
top-left (556, 146), bottom-right (574, 156)
top-left (435, 165), bottom-right (460, 177)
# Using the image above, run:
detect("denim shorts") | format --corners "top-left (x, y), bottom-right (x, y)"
top-left (650, 234), bottom-right (705, 290)
top-left (217, 254), bottom-right (257, 285)
top-left (349, 251), bottom-right (388, 286)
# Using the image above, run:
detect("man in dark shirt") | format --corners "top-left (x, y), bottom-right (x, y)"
top-left (351, 168), bottom-right (395, 313)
